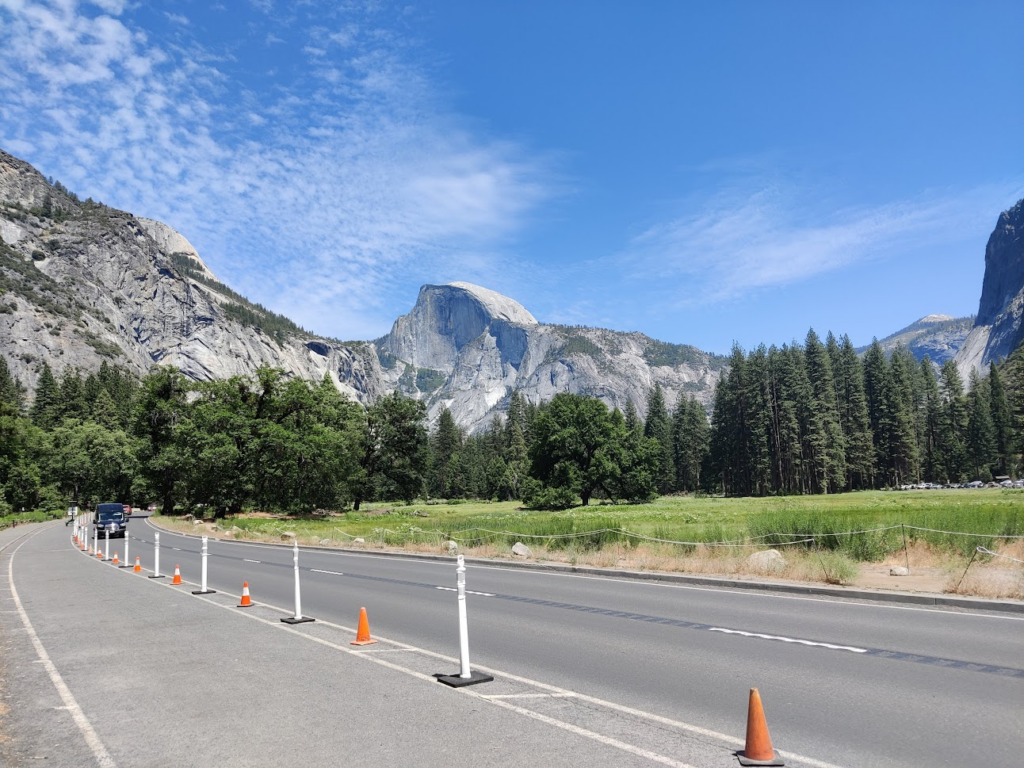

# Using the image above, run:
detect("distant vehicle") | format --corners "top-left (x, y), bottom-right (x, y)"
top-left (94, 503), bottom-right (128, 538)
top-left (999, 479), bottom-right (1014, 488)
top-left (123, 504), bottom-right (132, 516)
top-left (966, 480), bottom-right (984, 488)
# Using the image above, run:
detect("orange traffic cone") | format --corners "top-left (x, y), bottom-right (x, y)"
top-left (133, 556), bottom-right (142, 573)
top-left (96, 547), bottom-right (103, 559)
top-left (350, 607), bottom-right (377, 646)
top-left (238, 582), bottom-right (253, 608)
top-left (112, 552), bottom-right (119, 565)
top-left (738, 688), bottom-right (784, 766)
top-left (171, 564), bottom-right (182, 585)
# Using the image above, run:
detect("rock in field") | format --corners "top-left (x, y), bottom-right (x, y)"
top-left (511, 542), bottom-right (532, 557)
top-left (746, 549), bottom-right (786, 573)
top-left (445, 540), bottom-right (458, 553)
top-left (889, 566), bottom-right (910, 576)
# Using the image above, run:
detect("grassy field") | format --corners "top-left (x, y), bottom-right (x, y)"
top-left (165, 489), bottom-right (1022, 559)
top-left (157, 490), bottom-right (1024, 596)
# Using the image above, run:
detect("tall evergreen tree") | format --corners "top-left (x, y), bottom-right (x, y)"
top-left (834, 335), bottom-right (874, 489)
top-left (30, 363), bottom-right (59, 430)
top-left (803, 329), bottom-right (846, 493)
top-left (965, 368), bottom-right (995, 481)
top-left (938, 360), bottom-right (968, 482)
top-left (988, 361), bottom-right (1013, 476)
top-left (429, 408), bottom-right (463, 498)
top-left (672, 397), bottom-right (709, 492)
top-left (643, 383), bottom-right (675, 494)
top-left (623, 398), bottom-right (642, 437)
top-left (919, 358), bottom-right (942, 482)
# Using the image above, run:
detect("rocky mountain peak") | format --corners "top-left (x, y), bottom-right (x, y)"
top-left (976, 199), bottom-right (1023, 326)
top-left (955, 199), bottom-right (1024, 374)
top-left (380, 282), bottom-right (535, 371)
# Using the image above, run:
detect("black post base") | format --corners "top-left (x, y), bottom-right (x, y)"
top-left (434, 671), bottom-right (494, 688)
top-left (149, 575), bottom-right (165, 579)
top-left (281, 616), bottom-right (316, 624)
top-left (191, 589), bottom-right (217, 595)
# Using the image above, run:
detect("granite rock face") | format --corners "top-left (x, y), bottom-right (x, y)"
top-left (0, 148), bottom-right (384, 402)
top-left (1, 147), bottom-right (725, 431)
top-left (860, 314), bottom-right (974, 365)
top-left (378, 282), bottom-right (726, 432)
top-left (956, 199), bottom-right (1024, 375)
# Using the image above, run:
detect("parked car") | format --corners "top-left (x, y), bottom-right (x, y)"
top-left (94, 503), bottom-right (129, 538)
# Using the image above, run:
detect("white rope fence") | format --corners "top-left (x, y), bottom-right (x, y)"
top-left (338, 522), bottom-right (1024, 551)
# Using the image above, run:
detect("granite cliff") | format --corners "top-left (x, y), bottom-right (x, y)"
top-left (0, 149), bottom-right (385, 403)
top-left (859, 314), bottom-right (974, 365)
top-left (955, 199), bottom-right (1024, 374)
top-left (378, 282), bottom-right (726, 432)
top-left (1, 149), bottom-right (724, 431)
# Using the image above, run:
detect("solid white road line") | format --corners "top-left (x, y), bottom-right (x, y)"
top-left (310, 568), bottom-right (344, 575)
top-left (9, 532), bottom-right (117, 768)
top-left (243, 559), bottom-right (261, 563)
top-left (708, 627), bottom-right (868, 653)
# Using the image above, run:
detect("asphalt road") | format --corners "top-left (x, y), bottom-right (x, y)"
top-left (4, 518), bottom-right (1023, 767)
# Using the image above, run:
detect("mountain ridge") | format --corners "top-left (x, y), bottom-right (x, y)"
top-left (0, 148), bottom-right (724, 432)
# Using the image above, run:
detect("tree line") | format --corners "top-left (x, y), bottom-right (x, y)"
top-left (705, 331), bottom-right (1023, 495)
top-left (3, 330), bottom-right (1023, 517)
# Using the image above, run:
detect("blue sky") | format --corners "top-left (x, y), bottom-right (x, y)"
top-left (1, 1), bottom-right (1021, 354)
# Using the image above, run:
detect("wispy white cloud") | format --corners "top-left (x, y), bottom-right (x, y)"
top-left (163, 12), bottom-right (188, 25)
top-left (0, 0), bottom-right (551, 340)
top-left (618, 180), bottom-right (1024, 307)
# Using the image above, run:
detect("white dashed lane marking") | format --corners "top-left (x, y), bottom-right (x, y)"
top-left (244, 559), bottom-right (261, 564)
top-left (436, 586), bottom-right (495, 597)
top-left (310, 569), bottom-right (343, 576)
top-left (708, 627), bottom-right (868, 653)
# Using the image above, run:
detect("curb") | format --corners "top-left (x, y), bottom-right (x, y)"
top-left (147, 517), bottom-right (1024, 615)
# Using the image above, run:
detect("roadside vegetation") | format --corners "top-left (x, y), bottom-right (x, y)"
top-left (157, 489), bottom-right (1024, 598)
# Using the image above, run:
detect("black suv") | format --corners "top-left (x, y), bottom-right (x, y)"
top-left (94, 503), bottom-right (128, 538)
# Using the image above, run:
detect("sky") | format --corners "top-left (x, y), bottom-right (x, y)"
top-left (1, 0), bottom-right (1021, 354)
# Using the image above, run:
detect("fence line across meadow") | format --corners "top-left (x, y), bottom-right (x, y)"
top-left (296, 522), bottom-right (1024, 551)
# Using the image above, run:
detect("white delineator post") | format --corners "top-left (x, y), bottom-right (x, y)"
top-left (192, 535), bottom-right (216, 594)
top-left (120, 536), bottom-right (130, 568)
top-left (104, 528), bottom-right (111, 561)
top-left (281, 540), bottom-right (314, 624)
top-left (435, 554), bottom-right (493, 687)
top-left (457, 555), bottom-right (471, 677)
top-left (150, 532), bottom-right (164, 578)
top-left (93, 526), bottom-right (98, 554)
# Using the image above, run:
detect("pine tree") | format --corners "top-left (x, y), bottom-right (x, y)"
top-left (919, 358), bottom-right (942, 482)
top-left (672, 397), bottom-right (709, 492)
top-left (643, 383), bottom-right (675, 495)
top-left (30, 363), bottom-right (59, 429)
top-left (57, 368), bottom-right (88, 423)
top-left (803, 329), bottom-right (846, 493)
top-left (965, 368), bottom-right (995, 481)
top-left (430, 408), bottom-right (463, 498)
top-left (744, 345), bottom-right (772, 495)
top-left (623, 398), bottom-right (642, 437)
top-left (0, 355), bottom-right (24, 413)
top-left (938, 360), bottom-right (968, 482)
top-left (884, 349), bottom-right (920, 486)
top-left (834, 335), bottom-right (874, 489)
top-left (988, 362), bottom-right (1013, 477)
top-left (91, 388), bottom-right (121, 430)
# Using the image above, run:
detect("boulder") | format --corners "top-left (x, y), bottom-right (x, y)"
top-left (281, 531), bottom-right (296, 541)
top-left (319, 539), bottom-right (330, 546)
top-left (511, 542), bottom-right (532, 557)
top-left (890, 566), bottom-right (910, 576)
top-left (746, 549), bottom-right (786, 573)
top-left (353, 537), bottom-right (365, 544)
top-left (445, 540), bottom-right (458, 553)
